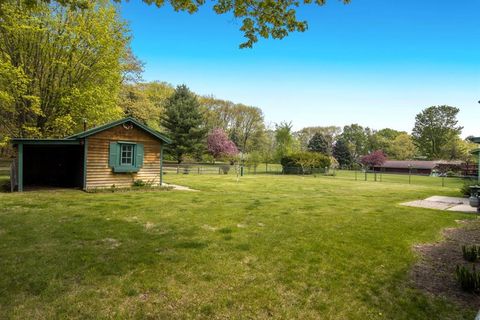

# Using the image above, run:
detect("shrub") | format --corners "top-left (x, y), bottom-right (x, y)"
top-left (281, 152), bottom-right (331, 174)
top-left (201, 153), bottom-right (215, 164)
top-left (460, 179), bottom-right (477, 197)
top-left (455, 264), bottom-right (480, 293)
top-left (132, 179), bottom-right (146, 187)
top-left (462, 245), bottom-right (479, 262)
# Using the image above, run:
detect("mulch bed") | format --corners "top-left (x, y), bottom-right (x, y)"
top-left (411, 219), bottom-right (480, 308)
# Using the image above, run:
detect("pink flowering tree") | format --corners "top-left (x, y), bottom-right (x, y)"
top-left (207, 128), bottom-right (239, 161)
top-left (359, 150), bottom-right (387, 169)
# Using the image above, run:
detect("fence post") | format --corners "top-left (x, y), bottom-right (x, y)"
top-left (198, 167), bottom-right (200, 174)
top-left (408, 166), bottom-right (411, 184)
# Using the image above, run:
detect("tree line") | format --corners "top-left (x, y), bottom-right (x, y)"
top-left (0, 0), bottom-right (476, 167)
top-left (129, 82), bottom-right (475, 168)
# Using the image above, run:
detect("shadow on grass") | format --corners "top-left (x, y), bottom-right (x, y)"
top-left (0, 212), bottom-right (207, 311)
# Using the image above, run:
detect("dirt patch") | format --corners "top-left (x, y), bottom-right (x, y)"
top-left (144, 222), bottom-right (155, 230)
top-left (202, 224), bottom-right (218, 231)
top-left (163, 183), bottom-right (198, 192)
top-left (101, 238), bottom-right (121, 249)
top-left (411, 219), bottom-right (480, 308)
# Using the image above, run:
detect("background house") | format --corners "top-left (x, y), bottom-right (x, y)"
top-left (373, 160), bottom-right (465, 175)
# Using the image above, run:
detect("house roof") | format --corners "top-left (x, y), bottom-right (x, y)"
top-left (67, 117), bottom-right (171, 143)
top-left (378, 160), bottom-right (438, 170)
top-left (468, 136), bottom-right (480, 144)
top-left (376, 160), bottom-right (462, 170)
top-left (12, 117), bottom-right (171, 145)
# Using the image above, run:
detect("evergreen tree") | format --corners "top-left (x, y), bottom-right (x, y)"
top-left (307, 132), bottom-right (330, 154)
top-left (161, 85), bottom-right (206, 163)
top-left (333, 139), bottom-right (353, 168)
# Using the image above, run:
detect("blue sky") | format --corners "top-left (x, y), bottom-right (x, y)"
top-left (120, 0), bottom-right (480, 136)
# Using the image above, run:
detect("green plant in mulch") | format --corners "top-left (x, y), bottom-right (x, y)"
top-left (462, 245), bottom-right (479, 262)
top-left (455, 264), bottom-right (480, 293)
top-left (460, 179), bottom-right (477, 197)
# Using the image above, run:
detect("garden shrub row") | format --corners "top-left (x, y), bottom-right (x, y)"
top-left (280, 152), bottom-right (331, 174)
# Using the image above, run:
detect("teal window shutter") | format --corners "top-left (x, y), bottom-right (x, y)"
top-left (109, 142), bottom-right (119, 167)
top-left (136, 143), bottom-right (144, 168)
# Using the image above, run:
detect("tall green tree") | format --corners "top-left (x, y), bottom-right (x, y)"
top-left (389, 133), bottom-right (417, 160)
top-left (257, 128), bottom-right (276, 166)
top-left (119, 81), bottom-right (174, 129)
top-left (32, 0), bottom-right (351, 48)
top-left (0, 0), bottom-right (137, 139)
top-left (296, 126), bottom-right (340, 151)
top-left (368, 128), bottom-right (403, 155)
top-left (412, 105), bottom-right (463, 159)
top-left (441, 136), bottom-right (476, 162)
top-left (161, 85), bottom-right (206, 163)
top-left (200, 96), bottom-right (265, 153)
top-left (307, 132), bottom-right (330, 154)
top-left (274, 121), bottom-right (296, 161)
top-left (333, 139), bottom-right (353, 168)
top-left (339, 124), bottom-right (370, 161)
top-left (229, 104), bottom-right (265, 153)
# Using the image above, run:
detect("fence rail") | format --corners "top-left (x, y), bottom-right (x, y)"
top-left (163, 163), bottom-right (477, 189)
top-left (0, 157), bottom-right (477, 190)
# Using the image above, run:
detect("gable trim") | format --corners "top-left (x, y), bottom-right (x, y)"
top-left (67, 117), bottom-right (171, 144)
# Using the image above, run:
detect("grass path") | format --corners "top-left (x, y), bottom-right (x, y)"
top-left (0, 174), bottom-right (476, 319)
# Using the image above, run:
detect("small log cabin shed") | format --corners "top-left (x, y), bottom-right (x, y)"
top-left (11, 117), bottom-right (171, 191)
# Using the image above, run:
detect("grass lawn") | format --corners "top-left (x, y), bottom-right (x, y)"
top-left (0, 174), bottom-right (477, 319)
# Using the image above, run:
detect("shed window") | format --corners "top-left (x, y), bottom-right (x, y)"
top-left (109, 141), bottom-right (144, 173)
top-left (120, 144), bottom-right (134, 165)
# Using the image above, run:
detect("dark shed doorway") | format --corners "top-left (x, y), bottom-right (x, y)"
top-left (23, 144), bottom-right (84, 189)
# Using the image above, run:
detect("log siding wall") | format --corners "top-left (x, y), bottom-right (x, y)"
top-left (85, 124), bottom-right (162, 189)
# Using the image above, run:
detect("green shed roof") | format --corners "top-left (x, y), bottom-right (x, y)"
top-left (67, 117), bottom-right (171, 144)
top-left (12, 117), bottom-right (172, 145)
